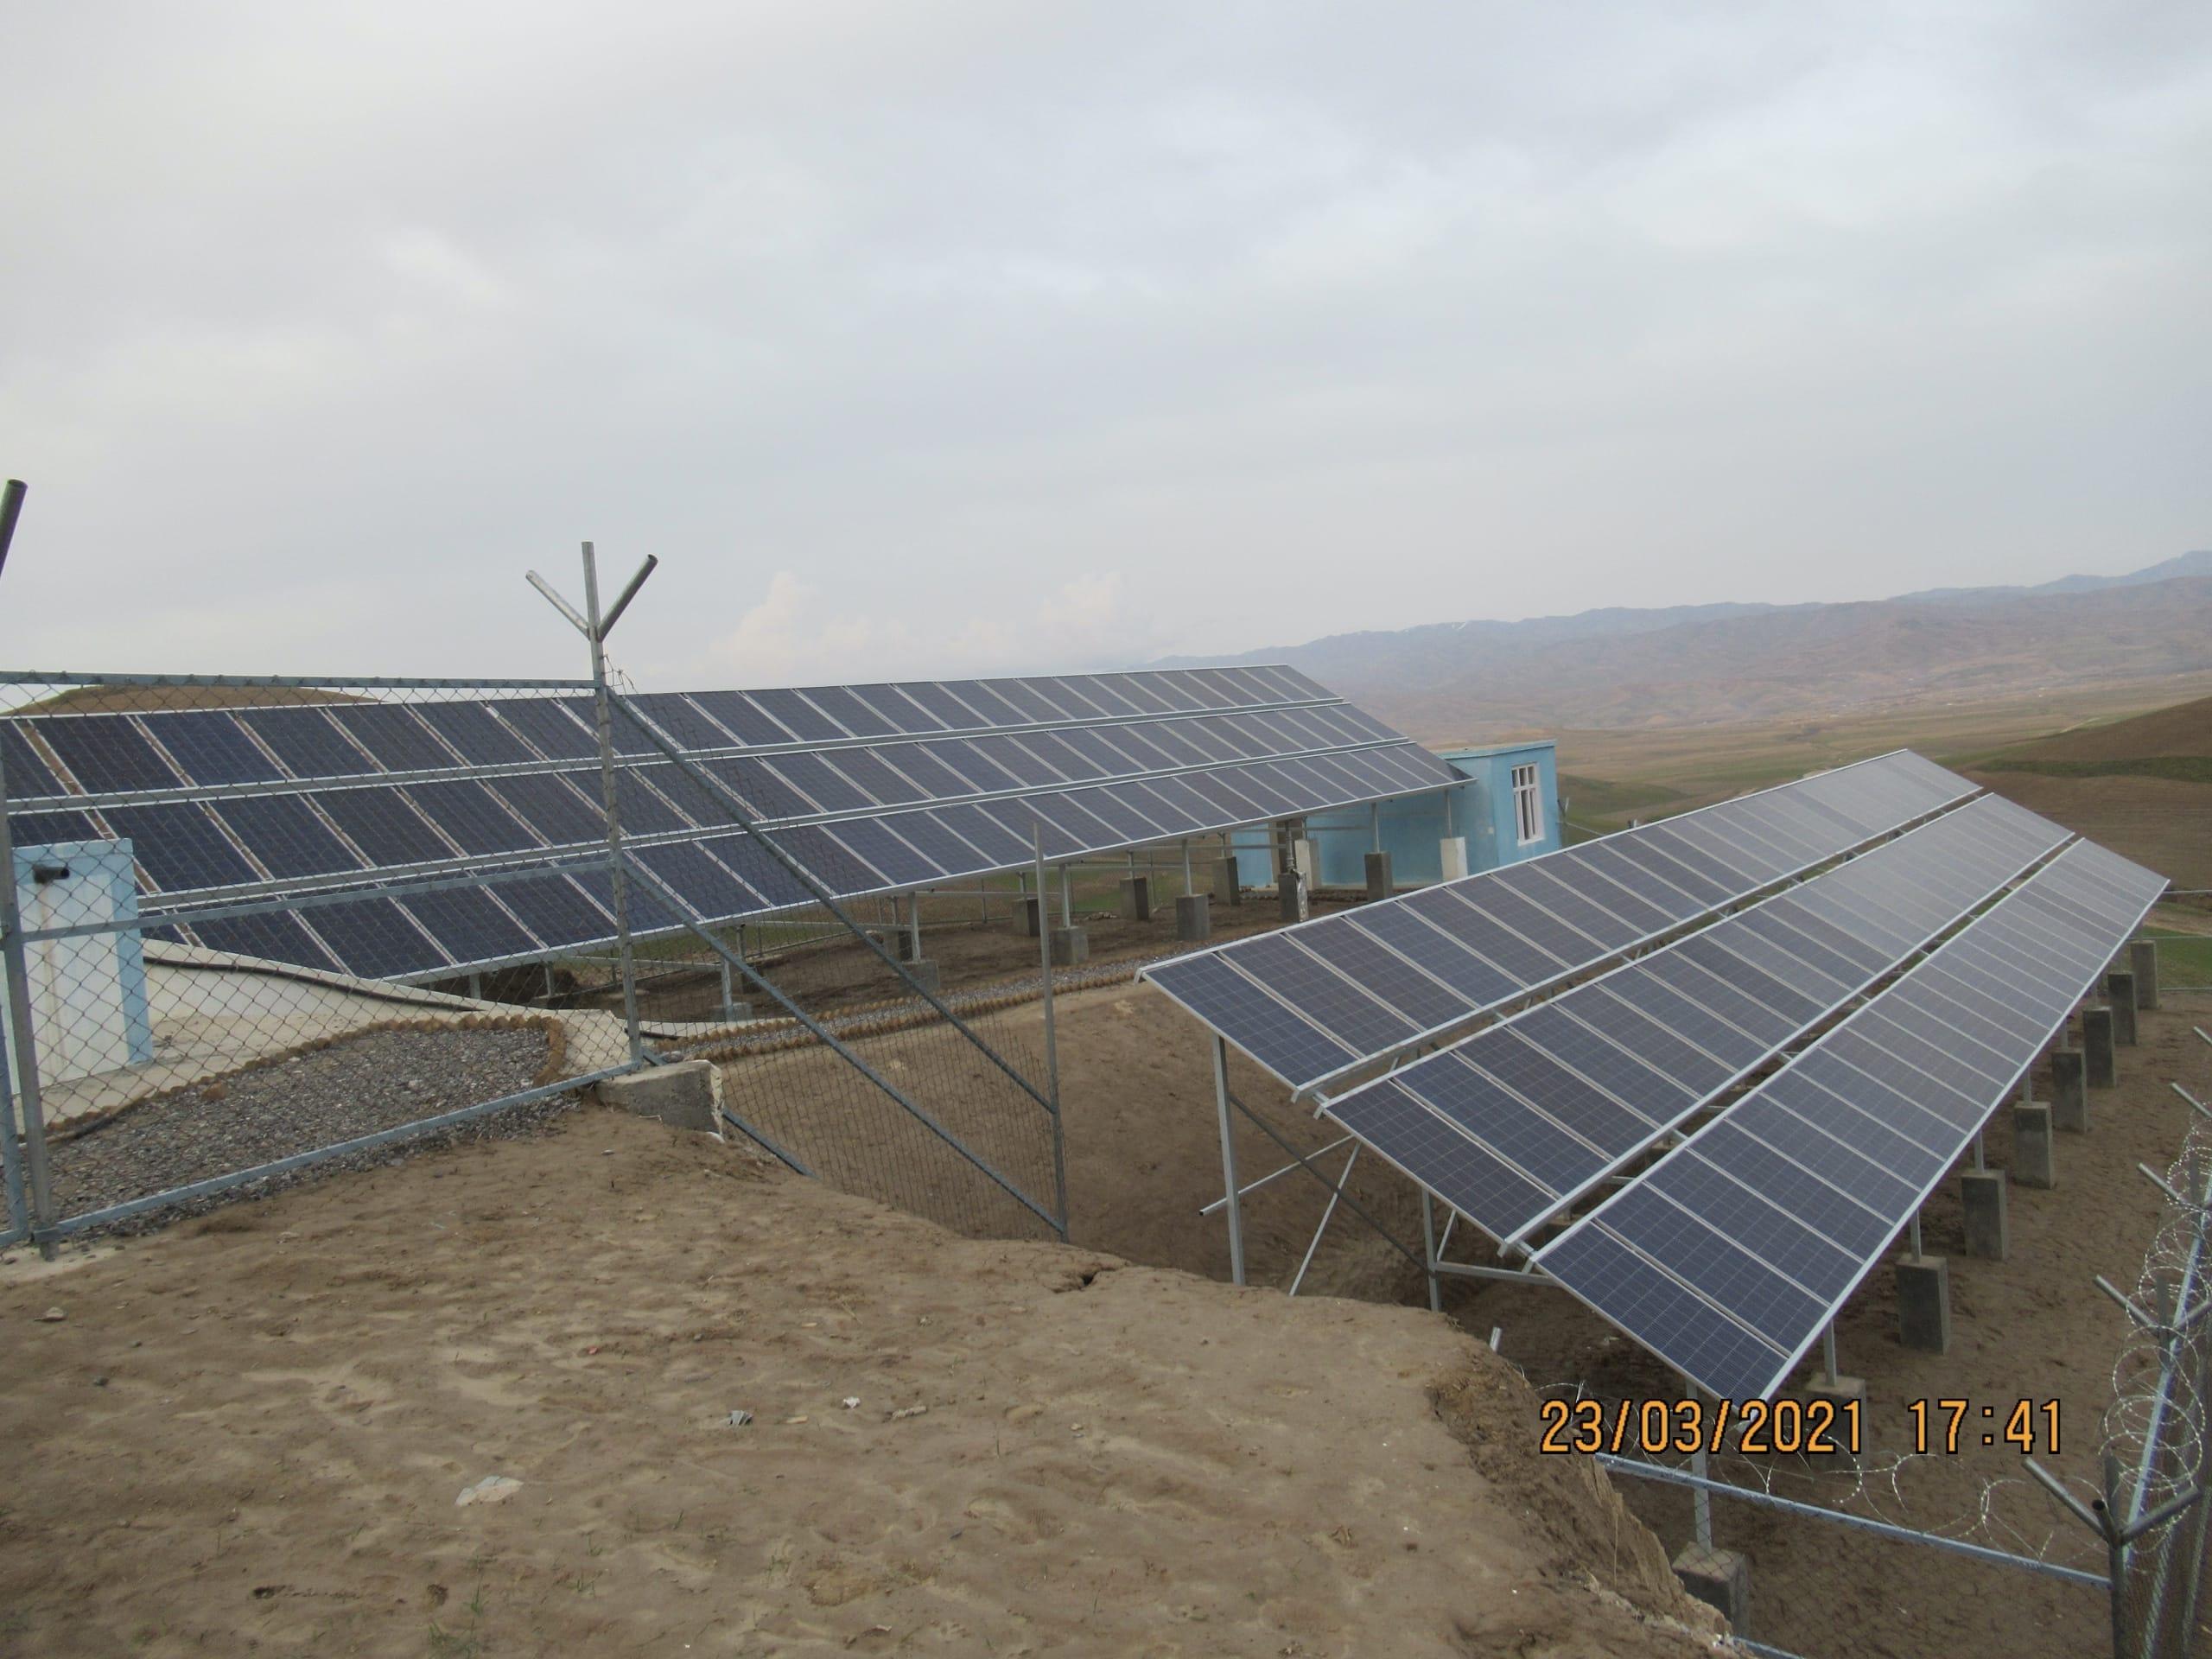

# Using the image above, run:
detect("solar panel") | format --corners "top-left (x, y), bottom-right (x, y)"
top-left (1533, 836), bottom-right (2168, 1401)
top-left (1142, 752), bottom-right (1974, 1093)
top-left (32, 714), bottom-right (181, 794)
top-left (1313, 795), bottom-right (2067, 1247)
top-left (6, 666), bottom-right (1452, 981)
top-left (140, 711), bottom-right (289, 785)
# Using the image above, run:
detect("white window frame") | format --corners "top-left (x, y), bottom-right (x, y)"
top-left (1511, 762), bottom-right (1544, 846)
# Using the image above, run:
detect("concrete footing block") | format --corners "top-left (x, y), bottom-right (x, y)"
top-left (1961, 1168), bottom-right (2011, 1258)
top-left (2050, 1049), bottom-right (2088, 1133)
top-left (717, 999), bottom-right (755, 1025)
top-left (2012, 1103), bottom-right (2055, 1190)
top-left (1896, 1254), bottom-right (1952, 1353)
top-left (597, 1060), bottom-right (721, 1137)
top-left (1363, 850), bottom-right (1394, 904)
top-left (2084, 1007), bottom-right (2117, 1089)
top-left (1213, 858), bottom-right (1243, 907)
top-left (901, 959), bottom-right (941, 995)
top-left (2106, 971), bottom-right (2139, 1046)
top-left (1804, 1371), bottom-right (1866, 1465)
top-left (1672, 1543), bottom-right (1750, 1633)
top-left (1279, 868), bottom-right (1307, 924)
top-left (2132, 938), bottom-right (2160, 1010)
top-left (1050, 926), bottom-right (1089, 966)
top-left (1013, 895), bottom-right (1043, 938)
top-left (1175, 893), bottom-right (1211, 942)
top-left (1117, 875), bottom-right (1151, 922)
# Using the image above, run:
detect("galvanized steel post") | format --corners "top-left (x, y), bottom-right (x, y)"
top-left (580, 543), bottom-right (644, 1063)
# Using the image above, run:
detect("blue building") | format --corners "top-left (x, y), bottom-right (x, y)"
top-left (1231, 739), bottom-right (1561, 892)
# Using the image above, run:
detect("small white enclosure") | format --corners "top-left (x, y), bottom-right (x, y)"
top-left (4, 837), bottom-right (154, 1085)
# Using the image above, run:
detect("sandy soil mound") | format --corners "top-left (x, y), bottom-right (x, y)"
top-left (0, 1108), bottom-right (1722, 1657)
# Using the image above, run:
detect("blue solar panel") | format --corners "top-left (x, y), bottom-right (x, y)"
top-left (400, 887), bottom-right (539, 966)
top-left (1538, 836), bottom-right (2167, 1400)
top-left (216, 793), bottom-right (365, 879)
top-left (405, 780), bottom-right (541, 855)
top-left (412, 701), bottom-right (538, 766)
top-left (486, 697), bottom-right (597, 760)
top-left (315, 787), bottom-right (457, 868)
top-left (143, 712), bottom-right (289, 786)
top-left (104, 804), bottom-right (258, 892)
top-left (238, 707), bottom-right (376, 779)
top-left (325, 705), bottom-right (459, 773)
top-left (33, 715), bottom-right (180, 794)
top-left (0, 720), bottom-right (64, 798)
top-left (190, 908), bottom-right (339, 973)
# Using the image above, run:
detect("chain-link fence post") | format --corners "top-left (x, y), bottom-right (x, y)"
top-left (0, 730), bottom-right (59, 1255)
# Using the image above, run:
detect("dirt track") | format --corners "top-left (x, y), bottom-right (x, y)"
top-left (0, 1107), bottom-right (1721, 1658)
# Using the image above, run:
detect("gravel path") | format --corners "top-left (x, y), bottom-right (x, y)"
top-left (46, 1027), bottom-right (567, 1237)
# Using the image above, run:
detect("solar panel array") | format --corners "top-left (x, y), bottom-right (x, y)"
top-left (2, 668), bottom-right (1458, 982)
top-left (1534, 837), bottom-right (2169, 1400)
top-left (1139, 751), bottom-right (1972, 1092)
top-left (1321, 793), bottom-right (2071, 1250)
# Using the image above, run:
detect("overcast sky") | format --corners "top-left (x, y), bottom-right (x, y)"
top-left (2, 3), bottom-right (2206, 689)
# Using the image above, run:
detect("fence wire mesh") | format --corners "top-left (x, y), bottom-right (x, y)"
top-left (2102, 1090), bottom-right (2212, 1658)
top-left (0, 671), bottom-right (661, 1244)
top-left (0, 664), bottom-right (1085, 1250)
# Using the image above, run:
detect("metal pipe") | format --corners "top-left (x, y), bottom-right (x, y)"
top-left (1596, 1454), bottom-right (2109, 1591)
top-left (596, 554), bottom-right (659, 638)
top-left (0, 479), bottom-right (24, 581)
top-left (1421, 1189), bottom-right (1442, 1312)
top-left (0, 1016), bottom-right (26, 1245)
top-left (578, 544), bottom-right (643, 1064)
top-left (0, 729), bottom-right (57, 1255)
top-left (1198, 1134), bottom-right (1357, 1214)
top-left (1212, 1036), bottom-right (1245, 1286)
top-left (1034, 823), bottom-right (1068, 1233)
top-left (1288, 1144), bottom-right (1358, 1297)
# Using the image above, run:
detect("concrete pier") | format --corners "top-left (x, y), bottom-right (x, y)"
top-left (598, 1061), bottom-right (721, 1137)
top-left (1049, 926), bottom-right (1089, 966)
top-left (1175, 893), bottom-right (1211, 942)
top-left (1961, 1169), bottom-right (2011, 1256)
top-left (1013, 895), bottom-right (1044, 938)
top-left (2132, 938), bottom-right (2160, 1010)
top-left (1896, 1254), bottom-right (1952, 1353)
top-left (1363, 850), bottom-right (1394, 903)
top-left (2011, 1103), bottom-right (2055, 1190)
top-left (1117, 875), bottom-right (1151, 922)
top-left (2106, 970), bottom-right (2139, 1046)
top-left (901, 959), bottom-right (941, 995)
top-left (1279, 866), bottom-right (1307, 924)
top-left (1440, 836), bottom-right (1470, 881)
top-left (1673, 1544), bottom-right (1751, 1634)
top-left (1213, 858), bottom-right (1243, 908)
top-left (2050, 1048), bottom-right (2088, 1132)
top-left (2084, 1006), bottom-right (2117, 1089)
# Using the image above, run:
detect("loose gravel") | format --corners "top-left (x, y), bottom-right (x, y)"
top-left (48, 1026), bottom-right (567, 1238)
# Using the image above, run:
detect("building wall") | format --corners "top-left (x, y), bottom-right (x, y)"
top-left (1230, 740), bottom-right (1560, 889)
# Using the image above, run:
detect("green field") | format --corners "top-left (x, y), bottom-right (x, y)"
top-left (2145, 930), bottom-right (2212, 984)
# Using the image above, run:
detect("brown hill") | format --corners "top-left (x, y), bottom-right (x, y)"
top-left (1984, 692), bottom-right (2212, 767)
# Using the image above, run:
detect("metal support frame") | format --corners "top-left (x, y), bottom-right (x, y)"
top-left (1033, 823), bottom-right (1068, 1230)
top-left (1287, 1143), bottom-right (1359, 1298)
top-left (1421, 1190), bottom-right (1442, 1312)
top-left (624, 855), bottom-right (1065, 1236)
top-left (1212, 1036), bottom-right (1245, 1287)
top-left (603, 688), bottom-right (1061, 1134)
top-left (1599, 1454), bottom-right (2109, 1591)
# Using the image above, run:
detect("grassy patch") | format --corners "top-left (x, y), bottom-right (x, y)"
top-left (1975, 757), bottom-right (2212, 785)
top-left (1557, 773), bottom-right (1685, 819)
top-left (2145, 931), bottom-right (2212, 983)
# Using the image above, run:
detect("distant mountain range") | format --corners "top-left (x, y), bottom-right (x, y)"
top-left (1158, 552), bottom-right (2212, 741)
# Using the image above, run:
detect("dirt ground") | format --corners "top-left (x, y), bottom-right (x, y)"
top-left (0, 1106), bottom-right (1729, 1659)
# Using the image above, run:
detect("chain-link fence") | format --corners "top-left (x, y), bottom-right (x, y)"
top-left (0, 650), bottom-right (1071, 1251)
top-left (2098, 1067), bottom-right (2212, 1657)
